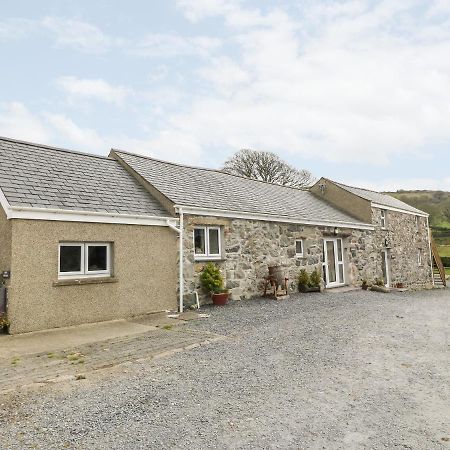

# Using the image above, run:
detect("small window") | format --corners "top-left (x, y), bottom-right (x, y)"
top-left (380, 209), bottom-right (387, 229)
top-left (415, 216), bottom-right (420, 231)
top-left (417, 249), bottom-right (423, 266)
top-left (59, 244), bottom-right (84, 276)
top-left (295, 239), bottom-right (304, 257)
top-left (194, 227), bottom-right (221, 259)
top-left (59, 242), bottom-right (111, 279)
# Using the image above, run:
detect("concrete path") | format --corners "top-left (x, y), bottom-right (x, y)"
top-left (0, 312), bottom-right (220, 393)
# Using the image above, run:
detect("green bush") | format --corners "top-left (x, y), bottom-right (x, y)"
top-left (440, 256), bottom-right (450, 267)
top-left (374, 277), bottom-right (384, 286)
top-left (0, 313), bottom-right (9, 331)
top-left (298, 269), bottom-right (309, 287)
top-left (199, 262), bottom-right (226, 294)
top-left (309, 268), bottom-right (321, 288)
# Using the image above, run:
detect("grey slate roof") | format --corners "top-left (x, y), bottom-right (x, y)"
top-left (332, 180), bottom-right (427, 215)
top-left (0, 137), bottom-right (169, 217)
top-left (112, 150), bottom-right (371, 227)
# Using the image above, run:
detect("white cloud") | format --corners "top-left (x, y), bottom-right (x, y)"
top-left (56, 76), bottom-right (131, 105)
top-left (130, 33), bottom-right (221, 58)
top-left (159, 0), bottom-right (450, 168)
top-left (0, 102), bottom-right (50, 143)
top-left (41, 17), bottom-right (112, 53)
top-left (45, 113), bottom-right (106, 150)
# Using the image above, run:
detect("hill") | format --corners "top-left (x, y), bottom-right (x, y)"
top-left (387, 190), bottom-right (450, 229)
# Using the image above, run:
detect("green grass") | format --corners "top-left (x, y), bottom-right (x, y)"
top-left (438, 245), bottom-right (450, 258)
top-left (445, 268), bottom-right (450, 275)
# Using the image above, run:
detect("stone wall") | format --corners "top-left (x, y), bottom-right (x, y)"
top-left (182, 210), bottom-right (432, 304)
top-left (183, 215), bottom-right (364, 302)
top-left (369, 208), bottom-right (432, 288)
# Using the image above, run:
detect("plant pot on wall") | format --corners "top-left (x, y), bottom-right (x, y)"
top-left (211, 292), bottom-right (229, 306)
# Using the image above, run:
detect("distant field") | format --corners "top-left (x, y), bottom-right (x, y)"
top-left (438, 245), bottom-right (450, 257)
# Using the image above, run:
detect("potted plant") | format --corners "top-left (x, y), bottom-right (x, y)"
top-left (361, 279), bottom-right (368, 290)
top-left (199, 262), bottom-right (229, 306)
top-left (298, 268), bottom-right (321, 293)
top-left (0, 313), bottom-right (9, 334)
top-left (370, 277), bottom-right (390, 293)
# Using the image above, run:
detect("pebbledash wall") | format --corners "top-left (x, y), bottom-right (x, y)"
top-left (182, 210), bottom-right (432, 303)
top-left (6, 219), bottom-right (178, 334)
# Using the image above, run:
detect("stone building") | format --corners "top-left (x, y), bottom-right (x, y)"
top-left (111, 151), bottom-right (435, 302)
top-left (0, 137), bottom-right (437, 333)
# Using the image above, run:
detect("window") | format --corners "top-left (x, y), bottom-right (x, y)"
top-left (415, 215), bottom-right (420, 231)
top-left (59, 242), bottom-right (111, 279)
top-left (417, 249), bottom-right (423, 266)
top-left (194, 227), bottom-right (221, 259)
top-left (380, 209), bottom-right (387, 229)
top-left (295, 239), bottom-right (304, 257)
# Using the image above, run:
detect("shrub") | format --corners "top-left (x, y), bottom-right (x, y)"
top-left (298, 269), bottom-right (309, 287)
top-left (374, 277), bottom-right (384, 286)
top-left (309, 268), bottom-right (321, 288)
top-left (0, 313), bottom-right (9, 331)
top-left (440, 256), bottom-right (450, 267)
top-left (199, 262), bottom-right (226, 294)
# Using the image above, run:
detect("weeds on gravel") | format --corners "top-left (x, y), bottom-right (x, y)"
top-left (10, 357), bottom-right (20, 366)
top-left (66, 352), bottom-right (85, 364)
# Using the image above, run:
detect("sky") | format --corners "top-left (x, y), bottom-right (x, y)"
top-left (1, 0), bottom-right (450, 191)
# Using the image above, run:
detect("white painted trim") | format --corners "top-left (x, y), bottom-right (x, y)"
top-left (381, 249), bottom-right (391, 287)
top-left (175, 205), bottom-right (374, 231)
top-left (7, 205), bottom-right (172, 226)
top-left (0, 187), bottom-right (12, 218)
top-left (323, 238), bottom-right (345, 288)
top-left (372, 203), bottom-right (428, 218)
top-left (179, 208), bottom-right (184, 313)
top-left (193, 225), bottom-right (222, 259)
top-left (58, 242), bottom-right (111, 279)
top-left (295, 239), bottom-right (304, 257)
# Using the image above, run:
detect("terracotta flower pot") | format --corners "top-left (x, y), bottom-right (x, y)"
top-left (211, 292), bottom-right (229, 306)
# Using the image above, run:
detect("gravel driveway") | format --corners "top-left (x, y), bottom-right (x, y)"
top-left (0, 289), bottom-right (449, 449)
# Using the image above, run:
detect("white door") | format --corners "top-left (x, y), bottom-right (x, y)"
top-left (323, 238), bottom-right (345, 288)
top-left (381, 250), bottom-right (390, 287)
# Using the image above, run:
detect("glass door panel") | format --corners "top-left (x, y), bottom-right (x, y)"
top-left (326, 241), bottom-right (337, 283)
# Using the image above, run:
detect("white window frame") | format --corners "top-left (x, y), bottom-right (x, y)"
top-left (193, 226), bottom-right (222, 260)
top-left (380, 209), bottom-right (387, 229)
top-left (58, 243), bottom-right (84, 278)
top-left (417, 249), bottom-right (423, 266)
top-left (295, 239), bottom-right (304, 257)
top-left (415, 215), bottom-right (420, 231)
top-left (58, 242), bottom-right (111, 279)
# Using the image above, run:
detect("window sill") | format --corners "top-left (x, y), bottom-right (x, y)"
top-left (53, 277), bottom-right (118, 287)
top-left (194, 257), bottom-right (225, 262)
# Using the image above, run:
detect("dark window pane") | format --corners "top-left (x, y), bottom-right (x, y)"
top-left (209, 229), bottom-right (220, 255)
top-left (194, 229), bottom-right (206, 254)
top-left (296, 240), bottom-right (303, 254)
top-left (60, 246), bottom-right (82, 273)
top-left (88, 246), bottom-right (108, 271)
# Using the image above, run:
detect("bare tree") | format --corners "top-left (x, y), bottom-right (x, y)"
top-left (222, 149), bottom-right (315, 188)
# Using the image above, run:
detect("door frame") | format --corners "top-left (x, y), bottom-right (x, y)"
top-left (381, 250), bottom-right (390, 287)
top-left (323, 238), bottom-right (345, 288)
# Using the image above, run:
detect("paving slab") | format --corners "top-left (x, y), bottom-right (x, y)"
top-left (0, 319), bottom-right (157, 359)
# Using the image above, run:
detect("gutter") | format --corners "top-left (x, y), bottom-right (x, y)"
top-left (173, 204), bottom-right (374, 231)
top-left (166, 211), bottom-right (184, 313)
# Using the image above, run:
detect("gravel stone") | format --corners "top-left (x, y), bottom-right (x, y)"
top-left (0, 289), bottom-right (449, 449)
